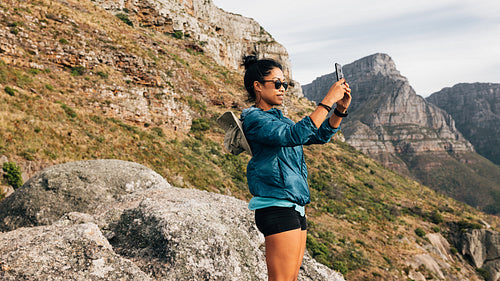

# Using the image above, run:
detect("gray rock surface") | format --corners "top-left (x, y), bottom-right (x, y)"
top-left (0, 159), bottom-right (170, 232)
top-left (0, 222), bottom-right (152, 281)
top-left (427, 83), bottom-right (500, 165)
top-left (0, 160), bottom-right (345, 280)
top-left (450, 228), bottom-right (500, 281)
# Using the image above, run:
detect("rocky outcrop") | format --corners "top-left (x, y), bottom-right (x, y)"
top-left (90, 0), bottom-right (303, 96)
top-left (0, 160), bottom-right (344, 280)
top-left (303, 53), bottom-right (473, 158)
top-left (0, 221), bottom-right (152, 281)
top-left (0, 159), bottom-right (170, 231)
top-left (449, 228), bottom-right (500, 281)
top-left (427, 83), bottom-right (500, 165)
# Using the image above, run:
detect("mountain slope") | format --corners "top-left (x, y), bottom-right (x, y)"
top-left (427, 83), bottom-right (500, 167)
top-left (303, 53), bottom-right (500, 215)
top-left (1, 1), bottom-right (500, 280)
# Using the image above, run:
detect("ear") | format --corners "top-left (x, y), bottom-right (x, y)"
top-left (253, 80), bottom-right (263, 93)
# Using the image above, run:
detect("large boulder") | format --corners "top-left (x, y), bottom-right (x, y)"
top-left (0, 221), bottom-right (151, 281)
top-left (0, 159), bottom-right (170, 232)
top-left (450, 228), bottom-right (500, 281)
top-left (0, 160), bottom-right (345, 280)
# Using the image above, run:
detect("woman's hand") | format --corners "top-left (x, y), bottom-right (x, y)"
top-left (322, 79), bottom-right (351, 111)
top-left (335, 81), bottom-right (351, 112)
top-left (310, 78), bottom-right (352, 128)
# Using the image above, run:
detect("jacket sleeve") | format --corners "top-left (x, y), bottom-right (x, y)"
top-left (305, 119), bottom-right (341, 145)
top-left (243, 111), bottom-right (319, 147)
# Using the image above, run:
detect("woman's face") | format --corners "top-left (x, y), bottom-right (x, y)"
top-left (254, 67), bottom-right (286, 111)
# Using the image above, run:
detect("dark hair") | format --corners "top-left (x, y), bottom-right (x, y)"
top-left (242, 55), bottom-right (283, 102)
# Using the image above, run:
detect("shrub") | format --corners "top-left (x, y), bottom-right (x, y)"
top-left (476, 268), bottom-right (490, 280)
top-left (415, 227), bottom-right (426, 237)
top-left (29, 68), bottom-right (40, 75)
top-left (4, 86), bottom-right (15, 96)
top-left (59, 38), bottom-right (69, 44)
top-left (332, 261), bottom-right (348, 275)
top-left (190, 118), bottom-right (210, 132)
top-left (60, 103), bottom-right (77, 118)
top-left (116, 13), bottom-right (133, 26)
top-left (97, 71), bottom-right (108, 79)
top-left (429, 210), bottom-right (444, 224)
top-left (172, 30), bottom-right (184, 39)
top-left (2, 161), bottom-right (23, 189)
top-left (70, 66), bottom-right (85, 76)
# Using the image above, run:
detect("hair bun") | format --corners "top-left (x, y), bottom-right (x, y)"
top-left (242, 55), bottom-right (258, 70)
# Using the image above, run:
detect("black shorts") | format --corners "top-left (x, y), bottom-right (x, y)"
top-left (254, 206), bottom-right (307, 237)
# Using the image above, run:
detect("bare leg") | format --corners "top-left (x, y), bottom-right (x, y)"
top-left (265, 228), bottom-right (307, 281)
top-left (292, 230), bottom-right (307, 281)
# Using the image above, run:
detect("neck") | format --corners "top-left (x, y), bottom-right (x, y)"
top-left (255, 99), bottom-right (272, 111)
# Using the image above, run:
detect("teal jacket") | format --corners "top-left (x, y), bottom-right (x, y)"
top-left (241, 106), bottom-right (340, 206)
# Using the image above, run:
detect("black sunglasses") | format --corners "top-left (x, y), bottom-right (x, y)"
top-left (261, 80), bottom-right (288, 90)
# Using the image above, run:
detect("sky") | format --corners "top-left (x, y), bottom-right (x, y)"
top-left (212, 0), bottom-right (500, 97)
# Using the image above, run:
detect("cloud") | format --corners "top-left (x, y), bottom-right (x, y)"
top-left (213, 0), bottom-right (500, 96)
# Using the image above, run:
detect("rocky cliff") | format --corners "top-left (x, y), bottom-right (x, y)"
top-left (427, 83), bottom-right (500, 166)
top-left (448, 225), bottom-right (500, 281)
top-left (90, 0), bottom-right (303, 97)
top-left (0, 160), bottom-right (344, 280)
top-left (302, 53), bottom-right (500, 213)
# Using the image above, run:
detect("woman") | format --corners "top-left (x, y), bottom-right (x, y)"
top-left (240, 55), bottom-right (351, 281)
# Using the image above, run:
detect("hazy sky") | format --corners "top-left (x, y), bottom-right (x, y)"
top-left (212, 0), bottom-right (500, 97)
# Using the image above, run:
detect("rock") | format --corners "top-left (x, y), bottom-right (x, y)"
top-left (109, 186), bottom-right (343, 280)
top-left (406, 253), bottom-right (449, 279)
top-left (91, 0), bottom-right (303, 97)
top-left (0, 222), bottom-right (152, 281)
top-left (427, 83), bottom-right (500, 165)
top-left (0, 159), bottom-right (170, 232)
top-left (110, 187), bottom-right (268, 280)
top-left (0, 159), bottom-right (344, 280)
top-left (449, 228), bottom-right (500, 281)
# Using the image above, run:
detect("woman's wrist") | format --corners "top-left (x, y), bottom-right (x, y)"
top-left (336, 104), bottom-right (347, 113)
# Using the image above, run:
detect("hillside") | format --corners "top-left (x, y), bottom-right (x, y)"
top-left (1, 0), bottom-right (500, 280)
top-left (303, 54), bottom-right (500, 216)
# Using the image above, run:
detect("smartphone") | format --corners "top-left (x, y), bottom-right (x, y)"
top-left (335, 63), bottom-right (344, 81)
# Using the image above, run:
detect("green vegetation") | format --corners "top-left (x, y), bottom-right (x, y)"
top-left (96, 71), bottom-right (108, 79)
top-left (172, 30), bottom-right (184, 39)
top-left (115, 13), bottom-right (133, 26)
top-left (415, 227), bottom-right (426, 237)
top-left (2, 161), bottom-right (23, 189)
top-left (70, 66), bottom-right (85, 76)
top-left (4, 86), bottom-right (15, 96)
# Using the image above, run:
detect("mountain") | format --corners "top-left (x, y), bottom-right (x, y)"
top-left (302, 53), bottom-right (500, 215)
top-left (1, 0), bottom-right (500, 280)
top-left (427, 83), bottom-right (500, 167)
